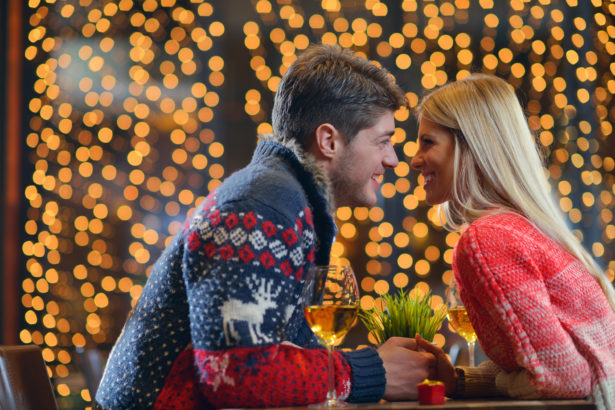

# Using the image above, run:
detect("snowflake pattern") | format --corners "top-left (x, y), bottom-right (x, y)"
top-left (187, 204), bottom-right (314, 281)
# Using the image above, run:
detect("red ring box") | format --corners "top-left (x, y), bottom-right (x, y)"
top-left (417, 379), bottom-right (445, 405)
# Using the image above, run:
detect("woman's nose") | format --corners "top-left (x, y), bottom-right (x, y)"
top-left (410, 154), bottom-right (422, 170)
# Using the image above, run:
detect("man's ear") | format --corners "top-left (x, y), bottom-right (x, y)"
top-left (313, 123), bottom-right (344, 159)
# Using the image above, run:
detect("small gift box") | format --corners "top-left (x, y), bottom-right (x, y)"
top-left (417, 379), bottom-right (445, 405)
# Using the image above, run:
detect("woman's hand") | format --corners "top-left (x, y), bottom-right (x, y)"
top-left (377, 337), bottom-right (437, 400)
top-left (415, 334), bottom-right (458, 396)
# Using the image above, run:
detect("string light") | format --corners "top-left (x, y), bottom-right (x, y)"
top-left (24, 0), bottom-right (223, 405)
top-left (22, 0), bottom-right (614, 405)
top-left (245, 0), bottom-right (614, 348)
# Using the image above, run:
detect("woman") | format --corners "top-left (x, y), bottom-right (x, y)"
top-left (410, 74), bottom-right (615, 409)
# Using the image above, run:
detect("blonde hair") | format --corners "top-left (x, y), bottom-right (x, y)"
top-left (416, 73), bottom-right (615, 311)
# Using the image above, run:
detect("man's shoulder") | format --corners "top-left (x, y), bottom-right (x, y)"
top-left (191, 160), bottom-right (308, 228)
top-left (233, 158), bottom-right (303, 193)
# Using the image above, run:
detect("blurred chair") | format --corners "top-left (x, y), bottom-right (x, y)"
top-left (76, 347), bottom-right (107, 399)
top-left (448, 340), bottom-right (488, 367)
top-left (448, 341), bottom-right (462, 365)
top-left (0, 344), bottom-right (58, 410)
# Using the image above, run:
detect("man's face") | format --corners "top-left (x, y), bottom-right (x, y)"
top-left (330, 110), bottom-right (398, 207)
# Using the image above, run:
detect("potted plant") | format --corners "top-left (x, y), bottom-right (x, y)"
top-left (359, 289), bottom-right (446, 344)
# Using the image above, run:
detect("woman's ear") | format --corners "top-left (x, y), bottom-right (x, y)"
top-left (313, 123), bottom-right (344, 159)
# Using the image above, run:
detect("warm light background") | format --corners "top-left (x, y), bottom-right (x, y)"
top-left (20, 0), bottom-right (615, 407)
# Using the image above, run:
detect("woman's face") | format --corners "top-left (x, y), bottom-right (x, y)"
top-left (410, 118), bottom-right (456, 205)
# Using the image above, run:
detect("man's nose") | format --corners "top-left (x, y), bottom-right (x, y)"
top-left (383, 143), bottom-right (399, 168)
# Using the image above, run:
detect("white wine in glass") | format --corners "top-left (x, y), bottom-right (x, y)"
top-left (303, 305), bottom-right (359, 347)
top-left (303, 265), bottom-right (359, 407)
top-left (446, 281), bottom-right (477, 367)
top-left (446, 307), bottom-right (477, 345)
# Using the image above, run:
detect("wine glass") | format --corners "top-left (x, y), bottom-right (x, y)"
top-left (445, 280), bottom-right (477, 367)
top-left (302, 265), bottom-right (360, 407)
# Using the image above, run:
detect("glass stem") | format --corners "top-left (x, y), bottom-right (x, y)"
top-left (467, 341), bottom-right (475, 367)
top-left (327, 344), bottom-right (335, 403)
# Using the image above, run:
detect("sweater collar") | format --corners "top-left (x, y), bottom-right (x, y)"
top-left (253, 133), bottom-right (335, 215)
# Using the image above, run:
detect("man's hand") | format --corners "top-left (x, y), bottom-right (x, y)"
top-left (377, 337), bottom-right (436, 401)
top-left (415, 334), bottom-right (458, 396)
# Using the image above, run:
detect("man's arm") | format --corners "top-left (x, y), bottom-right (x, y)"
top-left (162, 201), bottom-right (383, 408)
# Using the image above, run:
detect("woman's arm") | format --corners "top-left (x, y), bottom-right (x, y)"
top-left (453, 220), bottom-right (592, 399)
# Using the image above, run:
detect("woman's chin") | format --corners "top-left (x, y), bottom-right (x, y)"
top-left (425, 195), bottom-right (445, 206)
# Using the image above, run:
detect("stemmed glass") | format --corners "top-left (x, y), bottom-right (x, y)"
top-left (302, 265), bottom-right (360, 407)
top-left (445, 279), bottom-right (477, 367)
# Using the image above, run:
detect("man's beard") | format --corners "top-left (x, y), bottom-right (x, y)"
top-left (329, 151), bottom-right (367, 208)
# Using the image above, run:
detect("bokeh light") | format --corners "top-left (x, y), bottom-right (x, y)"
top-left (20, 0), bottom-right (615, 406)
top-left (23, 0), bottom-right (224, 405)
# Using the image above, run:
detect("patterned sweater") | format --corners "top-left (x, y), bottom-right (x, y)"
top-left (95, 135), bottom-right (386, 409)
top-left (452, 212), bottom-right (615, 409)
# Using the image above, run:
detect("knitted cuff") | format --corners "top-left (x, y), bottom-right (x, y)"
top-left (451, 367), bottom-right (465, 398)
top-left (340, 347), bottom-right (386, 403)
top-left (451, 363), bottom-right (501, 398)
top-left (494, 368), bottom-right (541, 399)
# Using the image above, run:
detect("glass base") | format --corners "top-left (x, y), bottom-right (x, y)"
top-left (309, 398), bottom-right (355, 408)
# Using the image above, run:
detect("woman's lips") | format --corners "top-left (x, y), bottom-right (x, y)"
top-left (423, 174), bottom-right (434, 188)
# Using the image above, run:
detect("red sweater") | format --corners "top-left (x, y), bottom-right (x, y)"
top-left (453, 212), bottom-right (615, 409)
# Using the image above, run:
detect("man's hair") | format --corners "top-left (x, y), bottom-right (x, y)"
top-left (272, 44), bottom-right (407, 148)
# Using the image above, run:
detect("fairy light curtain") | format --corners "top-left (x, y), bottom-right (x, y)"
top-left (21, 0), bottom-right (614, 406)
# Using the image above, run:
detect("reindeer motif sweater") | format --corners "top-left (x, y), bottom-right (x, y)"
top-left (453, 212), bottom-right (615, 410)
top-left (95, 135), bottom-right (386, 409)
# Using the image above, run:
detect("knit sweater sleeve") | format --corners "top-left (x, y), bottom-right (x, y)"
top-left (154, 197), bottom-right (384, 408)
top-left (453, 218), bottom-right (592, 399)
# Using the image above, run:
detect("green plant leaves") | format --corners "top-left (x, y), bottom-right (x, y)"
top-left (359, 289), bottom-right (446, 344)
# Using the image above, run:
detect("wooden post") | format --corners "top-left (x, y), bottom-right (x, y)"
top-left (3, 0), bottom-right (24, 345)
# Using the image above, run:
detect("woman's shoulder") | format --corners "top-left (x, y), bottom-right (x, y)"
top-left (457, 211), bottom-right (546, 254)
top-left (464, 211), bottom-right (534, 238)
top-left (472, 211), bottom-right (532, 228)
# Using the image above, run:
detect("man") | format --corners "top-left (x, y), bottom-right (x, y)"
top-left (96, 44), bottom-right (435, 409)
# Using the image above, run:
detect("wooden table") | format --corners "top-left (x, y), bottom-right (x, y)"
top-left (241, 399), bottom-right (596, 410)
top-left (353, 398), bottom-right (596, 409)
